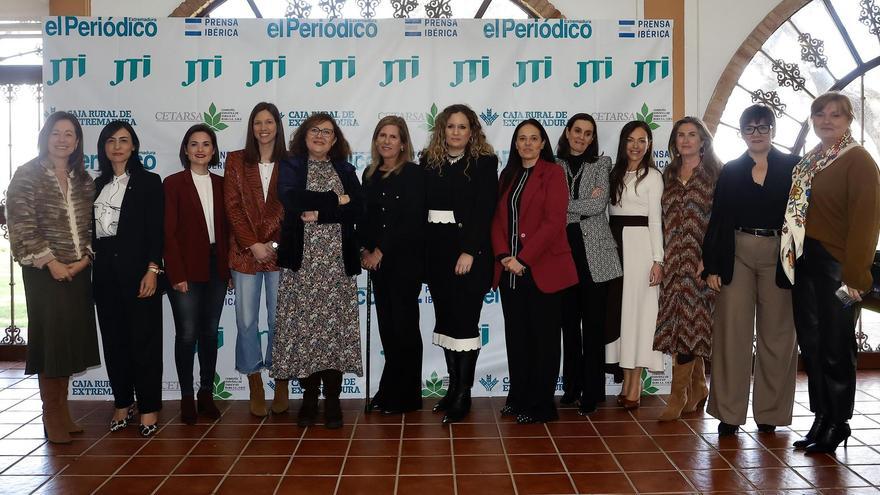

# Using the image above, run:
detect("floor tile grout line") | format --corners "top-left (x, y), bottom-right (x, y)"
top-left (212, 410), bottom-right (267, 493)
top-left (492, 411), bottom-right (519, 495)
top-left (273, 412), bottom-right (308, 495)
top-left (587, 414), bottom-right (639, 494)
top-left (542, 420), bottom-right (578, 494)
top-left (742, 429), bottom-right (819, 491)
top-left (149, 412), bottom-right (223, 495)
top-left (450, 419), bottom-right (459, 495)
top-left (392, 414), bottom-right (404, 495)
top-left (332, 410), bottom-right (359, 495)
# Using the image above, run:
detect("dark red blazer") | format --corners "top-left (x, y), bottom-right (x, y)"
top-left (491, 159), bottom-right (577, 294)
top-left (163, 170), bottom-right (230, 286)
top-left (223, 150), bottom-right (283, 274)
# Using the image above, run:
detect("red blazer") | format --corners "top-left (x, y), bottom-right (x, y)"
top-left (164, 170), bottom-right (230, 286)
top-left (223, 150), bottom-right (283, 274)
top-left (491, 159), bottom-right (577, 293)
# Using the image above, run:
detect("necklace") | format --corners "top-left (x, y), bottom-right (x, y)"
top-left (447, 152), bottom-right (465, 165)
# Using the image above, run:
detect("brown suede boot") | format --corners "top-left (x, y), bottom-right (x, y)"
top-left (247, 373), bottom-right (268, 417)
top-left (658, 358), bottom-right (694, 422)
top-left (683, 357), bottom-right (709, 413)
top-left (59, 378), bottom-right (83, 433)
top-left (271, 379), bottom-right (289, 414)
top-left (39, 376), bottom-right (72, 444)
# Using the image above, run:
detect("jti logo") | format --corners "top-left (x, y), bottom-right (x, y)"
top-left (450, 56), bottom-right (489, 88)
top-left (480, 324), bottom-right (490, 346)
top-left (379, 56), bottom-right (420, 87)
top-left (513, 56), bottom-right (552, 88)
top-left (247, 56), bottom-right (287, 87)
top-left (574, 57), bottom-right (613, 88)
top-left (46, 54), bottom-right (86, 86)
top-left (110, 55), bottom-right (151, 86)
top-left (316, 56), bottom-right (356, 87)
top-left (181, 55), bottom-right (223, 88)
top-left (631, 56), bottom-right (670, 88)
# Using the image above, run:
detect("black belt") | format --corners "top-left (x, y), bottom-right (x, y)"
top-left (736, 227), bottom-right (781, 237)
top-left (609, 215), bottom-right (649, 228)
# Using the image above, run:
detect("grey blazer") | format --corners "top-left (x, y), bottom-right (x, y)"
top-left (557, 156), bottom-right (622, 283)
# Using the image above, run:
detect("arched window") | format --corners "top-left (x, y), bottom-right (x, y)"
top-left (206, 0), bottom-right (534, 19)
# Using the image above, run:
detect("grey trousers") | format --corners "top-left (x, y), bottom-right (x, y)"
top-left (706, 232), bottom-right (798, 426)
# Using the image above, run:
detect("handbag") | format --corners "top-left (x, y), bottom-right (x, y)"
top-left (862, 250), bottom-right (880, 313)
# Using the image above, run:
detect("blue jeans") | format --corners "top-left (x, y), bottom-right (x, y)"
top-left (231, 269), bottom-right (279, 374)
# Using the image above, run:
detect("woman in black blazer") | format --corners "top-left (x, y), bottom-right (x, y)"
top-left (420, 103), bottom-right (498, 424)
top-left (360, 116), bottom-right (426, 414)
top-left (92, 121), bottom-right (164, 437)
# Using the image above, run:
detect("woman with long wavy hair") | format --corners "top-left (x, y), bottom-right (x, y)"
top-left (420, 103), bottom-right (498, 424)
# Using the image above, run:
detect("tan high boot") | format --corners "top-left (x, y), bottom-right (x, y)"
top-left (39, 376), bottom-right (72, 444)
top-left (59, 378), bottom-right (83, 433)
top-left (683, 357), bottom-right (709, 413)
top-left (658, 358), bottom-right (694, 421)
top-left (271, 379), bottom-right (289, 414)
top-left (247, 373), bottom-right (268, 417)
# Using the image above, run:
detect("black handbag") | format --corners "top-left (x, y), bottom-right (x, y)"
top-left (863, 250), bottom-right (880, 313)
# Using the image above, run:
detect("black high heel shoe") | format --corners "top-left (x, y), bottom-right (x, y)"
top-left (109, 405), bottom-right (135, 432)
top-left (138, 423), bottom-right (159, 437)
top-left (794, 415), bottom-right (827, 450)
top-left (805, 422), bottom-right (850, 454)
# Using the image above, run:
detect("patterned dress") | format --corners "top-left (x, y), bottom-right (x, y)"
top-left (654, 165), bottom-right (717, 358)
top-left (271, 160), bottom-right (363, 379)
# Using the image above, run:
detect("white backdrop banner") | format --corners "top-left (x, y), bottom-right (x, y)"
top-left (43, 16), bottom-right (674, 401)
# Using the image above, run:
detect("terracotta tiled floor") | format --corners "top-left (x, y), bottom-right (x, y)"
top-left (1, 364), bottom-right (880, 494)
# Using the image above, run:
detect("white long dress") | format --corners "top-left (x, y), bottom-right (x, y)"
top-left (606, 167), bottom-right (665, 372)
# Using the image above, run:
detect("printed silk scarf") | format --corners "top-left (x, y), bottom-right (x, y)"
top-left (780, 130), bottom-right (858, 283)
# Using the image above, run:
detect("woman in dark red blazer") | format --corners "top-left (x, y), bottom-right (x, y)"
top-left (491, 119), bottom-right (578, 424)
top-left (164, 124), bottom-right (230, 425)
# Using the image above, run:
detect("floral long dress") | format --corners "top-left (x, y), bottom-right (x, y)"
top-left (654, 165), bottom-right (717, 358)
top-left (271, 159), bottom-right (362, 379)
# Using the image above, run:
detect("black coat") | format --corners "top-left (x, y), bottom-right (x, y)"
top-left (701, 147), bottom-right (800, 288)
top-left (276, 155), bottom-right (363, 276)
top-left (92, 169), bottom-right (164, 291)
top-left (359, 161), bottom-right (426, 280)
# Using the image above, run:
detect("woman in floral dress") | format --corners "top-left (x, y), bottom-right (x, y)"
top-left (272, 112), bottom-right (363, 429)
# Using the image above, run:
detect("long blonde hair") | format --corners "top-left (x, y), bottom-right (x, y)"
top-left (364, 116), bottom-right (414, 180)
top-left (421, 104), bottom-right (494, 176)
top-left (664, 116), bottom-right (721, 184)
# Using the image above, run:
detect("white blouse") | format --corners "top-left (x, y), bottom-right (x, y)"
top-left (191, 170), bottom-right (215, 244)
top-left (258, 161), bottom-right (274, 201)
top-left (94, 173), bottom-right (129, 238)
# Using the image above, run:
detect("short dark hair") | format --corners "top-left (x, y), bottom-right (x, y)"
top-left (243, 102), bottom-right (287, 165)
top-left (179, 124), bottom-right (220, 169)
top-left (557, 113), bottom-right (599, 162)
top-left (96, 121), bottom-right (143, 190)
top-left (739, 104), bottom-right (776, 129)
top-left (288, 112), bottom-right (351, 161)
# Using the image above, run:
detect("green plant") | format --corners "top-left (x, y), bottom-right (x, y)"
top-left (425, 103), bottom-right (438, 132)
top-left (203, 102), bottom-right (229, 132)
top-left (213, 372), bottom-right (232, 400)
top-left (636, 103), bottom-right (660, 131)
top-left (640, 368), bottom-right (659, 396)
top-left (421, 371), bottom-right (447, 398)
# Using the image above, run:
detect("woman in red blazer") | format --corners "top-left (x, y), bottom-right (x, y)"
top-left (164, 124), bottom-right (230, 425)
top-left (491, 119), bottom-right (578, 424)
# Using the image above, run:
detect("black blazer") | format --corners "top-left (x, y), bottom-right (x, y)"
top-left (421, 153), bottom-right (499, 293)
top-left (359, 161), bottom-right (426, 279)
top-left (702, 147), bottom-right (800, 288)
top-left (277, 155), bottom-right (363, 276)
top-left (92, 169), bottom-right (164, 290)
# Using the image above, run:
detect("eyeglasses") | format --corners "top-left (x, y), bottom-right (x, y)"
top-left (741, 124), bottom-right (773, 135)
top-left (308, 127), bottom-right (334, 138)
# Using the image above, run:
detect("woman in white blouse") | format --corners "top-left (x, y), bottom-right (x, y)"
top-left (93, 121), bottom-right (165, 436)
top-left (605, 121), bottom-right (665, 409)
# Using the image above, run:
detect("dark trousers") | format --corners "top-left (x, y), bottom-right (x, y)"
top-left (168, 252), bottom-right (227, 397)
top-left (561, 268), bottom-right (609, 409)
top-left (501, 272), bottom-right (562, 421)
top-left (372, 267), bottom-right (423, 411)
top-left (792, 237), bottom-right (858, 423)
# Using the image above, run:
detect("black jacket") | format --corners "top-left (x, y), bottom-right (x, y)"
top-left (92, 169), bottom-right (164, 290)
top-left (276, 155), bottom-right (363, 276)
top-left (359, 161), bottom-right (426, 279)
top-left (702, 147), bottom-right (800, 288)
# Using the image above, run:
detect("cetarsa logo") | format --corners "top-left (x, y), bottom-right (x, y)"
top-left (513, 56), bottom-right (552, 88)
top-left (44, 17), bottom-right (158, 38)
top-left (184, 17), bottom-right (239, 37)
top-left (480, 108), bottom-right (499, 127)
top-left (379, 56), bottom-right (419, 87)
top-left (483, 19), bottom-right (592, 40)
top-left (212, 373), bottom-right (233, 400)
top-left (203, 102), bottom-right (231, 132)
top-left (480, 374), bottom-right (499, 392)
top-left (266, 18), bottom-right (378, 39)
top-left (425, 103), bottom-right (439, 132)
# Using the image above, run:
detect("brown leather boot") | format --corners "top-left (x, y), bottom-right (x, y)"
top-left (59, 378), bottom-right (83, 433)
top-left (247, 373), bottom-right (267, 417)
top-left (271, 379), bottom-right (289, 414)
top-left (39, 376), bottom-right (71, 444)
top-left (658, 358), bottom-right (694, 422)
top-left (683, 357), bottom-right (709, 413)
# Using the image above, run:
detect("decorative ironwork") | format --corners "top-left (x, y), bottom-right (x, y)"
top-left (425, 0), bottom-right (452, 18)
top-left (357, 0), bottom-right (380, 18)
top-left (859, 0), bottom-right (880, 35)
top-left (771, 58), bottom-right (806, 92)
top-left (1, 192), bottom-right (7, 241)
top-left (798, 33), bottom-right (827, 68)
top-left (286, 0), bottom-right (313, 18)
top-left (857, 317), bottom-right (873, 352)
top-left (391, 0), bottom-right (419, 18)
top-left (750, 89), bottom-right (787, 117)
top-left (318, 0), bottom-right (346, 19)
top-left (1, 326), bottom-right (24, 346)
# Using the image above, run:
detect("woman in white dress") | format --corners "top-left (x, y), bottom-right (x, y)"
top-left (606, 121), bottom-right (665, 409)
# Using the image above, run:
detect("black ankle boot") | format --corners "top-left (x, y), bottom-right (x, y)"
top-left (794, 415), bottom-right (827, 450)
top-left (433, 350), bottom-right (458, 413)
top-left (442, 349), bottom-right (478, 424)
top-left (297, 373), bottom-right (320, 427)
top-left (322, 370), bottom-right (344, 429)
top-left (718, 422), bottom-right (739, 436)
top-left (805, 422), bottom-right (850, 453)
